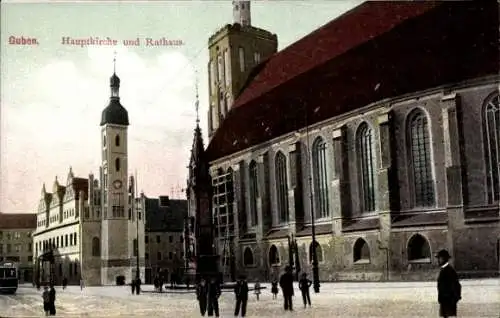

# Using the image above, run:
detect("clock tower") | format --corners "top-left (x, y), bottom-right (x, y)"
top-left (99, 66), bottom-right (132, 285)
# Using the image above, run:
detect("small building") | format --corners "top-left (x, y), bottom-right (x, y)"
top-left (0, 212), bottom-right (36, 283)
top-left (143, 195), bottom-right (187, 284)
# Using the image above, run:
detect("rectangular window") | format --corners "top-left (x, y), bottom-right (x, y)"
top-left (169, 236), bottom-right (173, 243)
top-left (74, 233), bottom-right (77, 245)
top-left (169, 252), bottom-right (173, 260)
top-left (239, 47), bottom-right (245, 72)
top-left (6, 244), bottom-right (11, 253)
top-left (157, 252), bottom-right (162, 261)
top-left (28, 256), bottom-right (33, 262)
top-left (156, 235), bottom-right (160, 243)
top-left (224, 50), bottom-right (231, 86)
top-left (145, 253), bottom-right (149, 260)
top-left (15, 244), bottom-right (21, 252)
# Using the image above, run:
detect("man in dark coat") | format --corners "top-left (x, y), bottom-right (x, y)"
top-left (196, 278), bottom-right (209, 316)
top-left (234, 275), bottom-right (249, 317)
top-left (436, 249), bottom-right (461, 318)
top-left (279, 266), bottom-right (294, 311)
top-left (207, 277), bottom-right (221, 317)
top-left (48, 284), bottom-right (56, 316)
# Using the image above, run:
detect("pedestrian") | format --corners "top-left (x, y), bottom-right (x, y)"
top-left (196, 278), bottom-right (208, 316)
top-left (131, 279), bottom-right (136, 295)
top-left (48, 284), bottom-right (56, 316)
top-left (271, 280), bottom-right (279, 299)
top-left (207, 277), bottom-right (221, 317)
top-left (80, 278), bottom-right (84, 291)
top-left (298, 273), bottom-right (312, 308)
top-left (42, 286), bottom-right (50, 316)
top-left (234, 275), bottom-right (249, 317)
top-left (136, 277), bottom-right (142, 295)
top-left (279, 266), bottom-right (294, 311)
top-left (436, 249), bottom-right (461, 318)
top-left (254, 281), bottom-right (261, 301)
top-left (62, 277), bottom-right (67, 290)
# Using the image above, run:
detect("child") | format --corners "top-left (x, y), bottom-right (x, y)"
top-left (298, 273), bottom-right (312, 308)
top-left (42, 286), bottom-right (50, 316)
top-left (254, 281), bottom-right (261, 301)
top-left (271, 280), bottom-right (279, 299)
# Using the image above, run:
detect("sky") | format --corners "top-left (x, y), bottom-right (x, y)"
top-left (0, 0), bottom-right (360, 214)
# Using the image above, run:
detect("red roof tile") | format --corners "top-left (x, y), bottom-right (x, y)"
top-left (206, 1), bottom-right (499, 161)
top-left (0, 213), bottom-right (37, 230)
top-left (233, 1), bottom-right (439, 109)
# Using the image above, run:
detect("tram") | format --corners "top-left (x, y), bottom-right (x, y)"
top-left (0, 261), bottom-right (19, 294)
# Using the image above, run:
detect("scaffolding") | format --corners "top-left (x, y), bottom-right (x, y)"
top-left (212, 170), bottom-right (235, 280)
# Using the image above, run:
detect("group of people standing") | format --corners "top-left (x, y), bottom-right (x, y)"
top-left (130, 277), bottom-right (142, 295)
top-left (194, 266), bottom-right (314, 317)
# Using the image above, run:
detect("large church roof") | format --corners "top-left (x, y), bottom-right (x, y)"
top-left (206, 1), bottom-right (499, 161)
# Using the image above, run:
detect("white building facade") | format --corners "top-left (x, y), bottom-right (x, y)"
top-left (33, 72), bottom-right (145, 286)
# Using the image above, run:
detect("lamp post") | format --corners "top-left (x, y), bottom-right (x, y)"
top-left (305, 102), bottom-right (320, 293)
top-left (134, 174), bottom-right (140, 281)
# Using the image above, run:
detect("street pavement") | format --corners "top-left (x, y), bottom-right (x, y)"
top-left (0, 279), bottom-right (498, 317)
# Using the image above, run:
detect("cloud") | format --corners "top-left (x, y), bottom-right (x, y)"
top-left (1, 45), bottom-right (197, 213)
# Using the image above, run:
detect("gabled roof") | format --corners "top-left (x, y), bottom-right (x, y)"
top-left (0, 213), bottom-right (37, 230)
top-left (206, 1), bottom-right (499, 161)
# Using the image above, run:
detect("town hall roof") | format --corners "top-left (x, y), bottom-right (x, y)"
top-left (206, 1), bottom-right (499, 161)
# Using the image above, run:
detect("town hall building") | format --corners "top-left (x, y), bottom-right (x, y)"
top-left (188, 1), bottom-right (500, 282)
top-left (33, 70), bottom-right (146, 286)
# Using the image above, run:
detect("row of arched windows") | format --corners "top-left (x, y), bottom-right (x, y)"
top-left (228, 94), bottom-right (500, 226)
top-left (242, 233), bottom-right (433, 267)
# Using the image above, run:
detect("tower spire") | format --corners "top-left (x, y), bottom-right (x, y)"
top-left (113, 50), bottom-right (117, 74)
top-left (195, 71), bottom-right (200, 126)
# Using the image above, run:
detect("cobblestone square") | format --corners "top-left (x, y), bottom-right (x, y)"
top-left (1, 279), bottom-right (499, 317)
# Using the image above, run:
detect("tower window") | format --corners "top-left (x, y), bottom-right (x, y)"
top-left (103, 135), bottom-right (106, 147)
top-left (115, 134), bottom-right (120, 147)
top-left (115, 158), bottom-right (120, 172)
top-left (239, 47), bottom-right (245, 72)
top-left (217, 55), bottom-right (224, 83)
top-left (224, 50), bottom-right (231, 86)
top-left (254, 52), bottom-right (261, 64)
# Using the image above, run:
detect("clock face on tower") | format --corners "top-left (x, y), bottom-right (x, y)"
top-left (113, 180), bottom-right (123, 189)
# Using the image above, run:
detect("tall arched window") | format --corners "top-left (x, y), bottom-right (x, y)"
top-left (249, 161), bottom-right (259, 226)
top-left (275, 152), bottom-right (289, 223)
top-left (243, 247), bottom-right (254, 266)
top-left (115, 158), bottom-right (120, 172)
top-left (312, 137), bottom-right (330, 218)
top-left (269, 245), bottom-right (280, 266)
top-left (408, 110), bottom-right (435, 207)
top-left (483, 94), bottom-right (499, 204)
top-left (357, 123), bottom-right (376, 212)
top-left (115, 134), bottom-right (120, 147)
top-left (92, 237), bottom-right (100, 257)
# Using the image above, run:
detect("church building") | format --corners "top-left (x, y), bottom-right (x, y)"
top-left (188, 1), bottom-right (500, 282)
top-left (32, 69), bottom-right (146, 286)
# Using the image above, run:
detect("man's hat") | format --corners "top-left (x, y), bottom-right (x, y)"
top-left (435, 249), bottom-right (451, 259)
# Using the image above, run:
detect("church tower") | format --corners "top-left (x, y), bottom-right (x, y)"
top-left (186, 81), bottom-right (218, 279)
top-left (99, 61), bottom-right (132, 285)
top-left (207, 0), bottom-right (278, 139)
